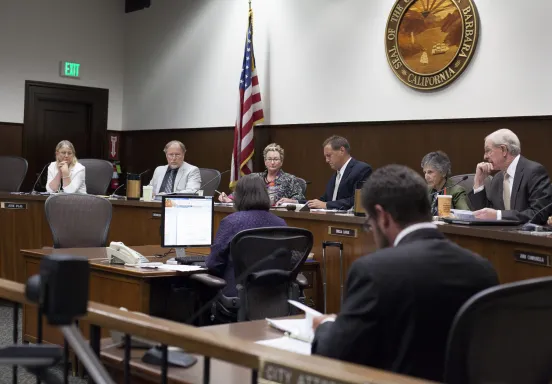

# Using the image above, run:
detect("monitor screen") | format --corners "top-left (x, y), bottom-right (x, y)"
top-left (161, 195), bottom-right (214, 248)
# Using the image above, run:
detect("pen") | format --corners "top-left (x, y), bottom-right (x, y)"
top-left (214, 190), bottom-right (222, 195)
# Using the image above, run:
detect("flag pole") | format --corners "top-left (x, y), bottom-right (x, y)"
top-left (249, 0), bottom-right (252, 11)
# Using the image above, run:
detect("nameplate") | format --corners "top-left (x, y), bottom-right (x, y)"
top-left (328, 226), bottom-right (357, 238)
top-left (514, 251), bottom-right (550, 267)
top-left (260, 361), bottom-right (358, 384)
top-left (1, 202), bottom-right (27, 210)
top-left (152, 212), bottom-right (161, 219)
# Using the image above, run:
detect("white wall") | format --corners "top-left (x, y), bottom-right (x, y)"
top-left (0, 0), bottom-right (125, 130)
top-left (123, 0), bottom-right (552, 130)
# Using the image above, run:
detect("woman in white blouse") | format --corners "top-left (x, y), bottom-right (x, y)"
top-left (46, 140), bottom-right (87, 194)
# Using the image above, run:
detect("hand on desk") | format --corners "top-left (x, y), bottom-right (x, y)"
top-left (307, 199), bottom-right (327, 209)
top-left (312, 314), bottom-right (336, 331)
top-left (276, 198), bottom-right (298, 206)
top-left (473, 208), bottom-right (497, 220)
top-left (218, 192), bottom-right (232, 203)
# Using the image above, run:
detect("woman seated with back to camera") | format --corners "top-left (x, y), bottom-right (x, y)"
top-left (46, 140), bottom-right (87, 194)
top-left (219, 143), bottom-right (305, 206)
top-left (421, 150), bottom-right (470, 216)
top-left (206, 175), bottom-right (286, 297)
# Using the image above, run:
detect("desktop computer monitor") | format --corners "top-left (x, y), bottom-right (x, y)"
top-left (161, 195), bottom-right (214, 248)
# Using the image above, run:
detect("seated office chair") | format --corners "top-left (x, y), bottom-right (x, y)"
top-left (296, 177), bottom-right (307, 196)
top-left (0, 156), bottom-right (28, 192)
top-left (444, 276), bottom-right (552, 384)
top-left (78, 159), bottom-right (114, 195)
top-left (198, 168), bottom-right (221, 196)
top-left (45, 194), bottom-right (112, 248)
top-left (213, 227), bottom-right (313, 323)
top-left (449, 173), bottom-right (492, 210)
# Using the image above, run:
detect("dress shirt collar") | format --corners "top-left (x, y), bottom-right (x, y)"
top-left (393, 222), bottom-right (438, 247)
top-left (337, 157), bottom-right (352, 178)
top-left (505, 154), bottom-right (521, 179)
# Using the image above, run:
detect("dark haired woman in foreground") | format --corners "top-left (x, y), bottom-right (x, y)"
top-left (205, 175), bottom-right (286, 296)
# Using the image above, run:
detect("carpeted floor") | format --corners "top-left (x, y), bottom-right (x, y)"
top-left (0, 303), bottom-right (87, 384)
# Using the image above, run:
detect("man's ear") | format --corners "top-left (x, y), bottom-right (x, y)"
top-left (374, 204), bottom-right (390, 228)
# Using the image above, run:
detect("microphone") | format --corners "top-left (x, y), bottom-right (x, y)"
top-left (432, 175), bottom-right (469, 196)
top-left (186, 247), bottom-right (289, 325)
top-left (520, 202), bottom-right (552, 231)
top-left (138, 169), bottom-right (150, 178)
top-left (29, 163), bottom-right (50, 194)
top-left (109, 183), bottom-right (125, 199)
top-left (191, 169), bottom-right (230, 195)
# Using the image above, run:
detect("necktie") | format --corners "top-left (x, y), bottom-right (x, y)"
top-left (163, 168), bottom-right (176, 193)
top-left (332, 172), bottom-right (342, 201)
top-left (503, 173), bottom-right (511, 210)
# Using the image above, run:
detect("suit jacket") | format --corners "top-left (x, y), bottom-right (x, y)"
top-left (320, 158), bottom-right (372, 210)
top-left (311, 228), bottom-right (498, 382)
top-left (149, 163), bottom-right (202, 195)
top-left (468, 156), bottom-right (552, 224)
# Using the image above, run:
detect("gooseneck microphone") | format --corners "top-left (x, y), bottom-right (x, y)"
top-left (192, 169), bottom-right (230, 195)
top-left (29, 163), bottom-right (50, 194)
top-left (520, 201), bottom-right (552, 231)
top-left (186, 247), bottom-right (289, 325)
top-left (432, 175), bottom-right (469, 197)
top-left (109, 184), bottom-right (125, 199)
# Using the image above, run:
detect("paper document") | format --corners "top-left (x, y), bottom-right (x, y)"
top-left (157, 265), bottom-right (205, 272)
top-left (256, 337), bottom-right (311, 355)
top-left (266, 301), bottom-right (322, 343)
top-left (450, 209), bottom-right (475, 220)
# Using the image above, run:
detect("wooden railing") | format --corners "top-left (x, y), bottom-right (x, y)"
top-left (0, 278), bottom-right (434, 384)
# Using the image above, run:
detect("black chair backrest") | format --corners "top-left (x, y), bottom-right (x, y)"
top-left (229, 227), bottom-right (313, 321)
top-left (296, 177), bottom-right (307, 196)
top-left (78, 159), bottom-right (113, 195)
top-left (45, 194), bottom-right (113, 248)
top-left (449, 173), bottom-right (492, 210)
top-left (445, 276), bottom-right (552, 384)
top-left (0, 156), bottom-right (28, 192)
top-left (198, 168), bottom-right (221, 197)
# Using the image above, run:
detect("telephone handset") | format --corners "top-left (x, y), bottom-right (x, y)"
top-left (107, 241), bottom-right (149, 265)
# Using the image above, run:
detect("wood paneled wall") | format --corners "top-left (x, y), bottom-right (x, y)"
top-left (3, 117), bottom-right (552, 199)
top-left (120, 116), bottom-right (552, 199)
top-left (0, 123), bottom-right (23, 157)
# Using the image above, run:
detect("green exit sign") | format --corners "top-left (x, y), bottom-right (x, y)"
top-left (60, 61), bottom-right (81, 78)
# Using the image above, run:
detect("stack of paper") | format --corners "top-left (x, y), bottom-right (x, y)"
top-left (256, 337), bottom-right (311, 355)
top-left (157, 264), bottom-right (205, 272)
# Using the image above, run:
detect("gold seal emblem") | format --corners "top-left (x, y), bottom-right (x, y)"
top-left (385, 0), bottom-right (479, 90)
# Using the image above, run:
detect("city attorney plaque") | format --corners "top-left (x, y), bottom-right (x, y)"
top-left (385, 0), bottom-right (479, 90)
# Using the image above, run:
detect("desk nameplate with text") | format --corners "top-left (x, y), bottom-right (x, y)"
top-left (328, 226), bottom-right (357, 238)
top-left (1, 202), bottom-right (28, 210)
top-left (260, 361), bottom-right (361, 384)
top-left (152, 212), bottom-right (161, 218)
top-left (514, 251), bottom-right (550, 267)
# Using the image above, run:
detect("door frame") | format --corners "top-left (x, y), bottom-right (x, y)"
top-left (23, 80), bottom-right (109, 189)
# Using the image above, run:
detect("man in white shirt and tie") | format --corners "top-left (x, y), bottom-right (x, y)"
top-left (307, 135), bottom-right (372, 210)
top-left (469, 128), bottom-right (552, 224)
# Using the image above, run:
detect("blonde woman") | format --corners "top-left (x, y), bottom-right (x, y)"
top-left (46, 140), bottom-right (87, 194)
top-left (219, 143), bottom-right (305, 205)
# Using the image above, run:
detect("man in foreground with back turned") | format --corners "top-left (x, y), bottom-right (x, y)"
top-left (311, 165), bottom-right (499, 382)
top-left (469, 128), bottom-right (552, 224)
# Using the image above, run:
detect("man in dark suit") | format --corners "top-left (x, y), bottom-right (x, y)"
top-left (311, 165), bottom-right (498, 382)
top-left (469, 128), bottom-right (552, 224)
top-left (307, 135), bottom-right (372, 210)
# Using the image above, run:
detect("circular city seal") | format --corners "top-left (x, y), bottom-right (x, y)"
top-left (385, 0), bottom-right (479, 90)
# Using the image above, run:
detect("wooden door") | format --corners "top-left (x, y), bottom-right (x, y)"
top-left (23, 81), bottom-right (108, 191)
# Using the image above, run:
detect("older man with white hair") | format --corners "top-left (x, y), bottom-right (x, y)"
top-left (469, 129), bottom-right (552, 224)
top-left (149, 140), bottom-right (202, 195)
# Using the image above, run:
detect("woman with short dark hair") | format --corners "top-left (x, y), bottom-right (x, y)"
top-left (421, 151), bottom-right (470, 216)
top-left (205, 175), bottom-right (286, 296)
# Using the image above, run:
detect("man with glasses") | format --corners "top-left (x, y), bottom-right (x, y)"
top-left (311, 165), bottom-right (498, 382)
top-left (149, 140), bottom-right (202, 196)
top-left (469, 128), bottom-right (552, 224)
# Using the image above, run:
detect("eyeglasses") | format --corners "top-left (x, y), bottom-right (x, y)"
top-left (58, 151), bottom-right (73, 156)
top-left (167, 153), bottom-right (183, 158)
top-left (265, 158), bottom-right (281, 163)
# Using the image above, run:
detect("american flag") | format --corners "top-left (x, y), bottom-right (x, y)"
top-left (229, 7), bottom-right (264, 188)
